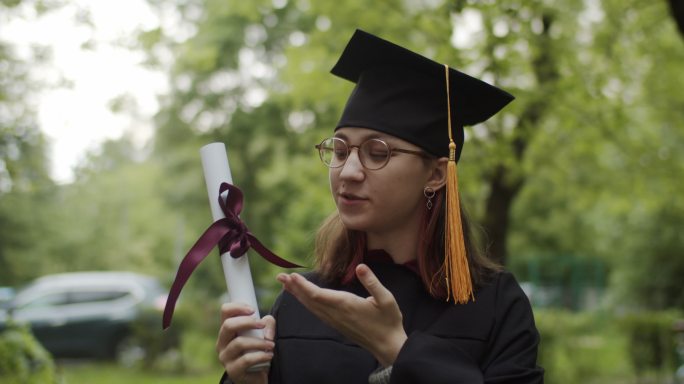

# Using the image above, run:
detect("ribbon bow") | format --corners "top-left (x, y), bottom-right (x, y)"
top-left (163, 182), bottom-right (302, 329)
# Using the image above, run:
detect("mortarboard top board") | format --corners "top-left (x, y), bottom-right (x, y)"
top-left (331, 29), bottom-right (514, 161)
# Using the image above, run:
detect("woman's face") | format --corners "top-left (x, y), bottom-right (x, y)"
top-left (329, 127), bottom-right (438, 236)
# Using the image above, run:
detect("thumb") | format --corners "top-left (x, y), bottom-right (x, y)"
top-left (356, 264), bottom-right (395, 307)
top-left (262, 315), bottom-right (276, 341)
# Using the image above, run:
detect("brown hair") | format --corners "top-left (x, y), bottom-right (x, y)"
top-left (313, 190), bottom-right (501, 299)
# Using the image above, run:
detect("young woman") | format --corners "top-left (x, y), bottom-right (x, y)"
top-left (216, 29), bottom-right (544, 384)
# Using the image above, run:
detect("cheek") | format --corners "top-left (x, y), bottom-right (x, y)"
top-left (329, 169), bottom-right (339, 190)
top-left (373, 173), bottom-right (424, 209)
top-left (329, 169), bottom-right (343, 202)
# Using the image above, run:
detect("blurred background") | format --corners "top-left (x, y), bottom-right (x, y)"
top-left (1, 0), bottom-right (683, 383)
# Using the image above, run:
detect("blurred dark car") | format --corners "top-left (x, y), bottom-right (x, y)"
top-left (0, 271), bottom-right (173, 364)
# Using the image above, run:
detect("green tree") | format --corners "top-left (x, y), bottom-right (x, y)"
top-left (42, 136), bottom-right (182, 277)
top-left (140, 0), bottom-right (684, 310)
top-left (0, 0), bottom-right (58, 284)
top-left (508, 0), bottom-right (684, 309)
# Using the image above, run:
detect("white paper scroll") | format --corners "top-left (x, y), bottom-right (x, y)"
top-left (200, 142), bottom-right (268, 371)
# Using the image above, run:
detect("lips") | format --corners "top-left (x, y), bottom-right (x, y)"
top-left (338, 192), bottom-right (368, 205)
top-left (340, 192), bottom-right (365, 200)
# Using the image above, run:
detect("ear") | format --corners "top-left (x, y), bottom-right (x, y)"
top-left (425, 157), bottom-right (448, 191)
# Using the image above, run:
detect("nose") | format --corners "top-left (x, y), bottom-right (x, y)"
top-left (338, 148), bottom-right (365, 181)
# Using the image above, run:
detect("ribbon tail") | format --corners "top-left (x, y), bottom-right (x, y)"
top-left (247, 233), bottom-right (303, 268)
top-left (163, 219), bottom-right (232, 329)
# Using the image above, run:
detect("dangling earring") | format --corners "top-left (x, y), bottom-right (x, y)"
top-left (424, 186), bottom-right (436, 210)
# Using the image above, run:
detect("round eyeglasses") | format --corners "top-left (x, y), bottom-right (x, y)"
top-left (315, 137), bottom-right (431, 170)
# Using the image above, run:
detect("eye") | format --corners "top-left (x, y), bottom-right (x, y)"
top-left (332, 140), bottom-right (348, 159)
top-left (333, 149), bottom-right (347, 160)
top-left (363, 140), bottom-right (390, 160)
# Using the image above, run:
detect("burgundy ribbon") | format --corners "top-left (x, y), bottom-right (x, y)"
top-left (163, 182), bottom-right (301, 329)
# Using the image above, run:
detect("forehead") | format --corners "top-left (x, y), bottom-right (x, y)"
top-left (334, 127), bottom-right (419, 149)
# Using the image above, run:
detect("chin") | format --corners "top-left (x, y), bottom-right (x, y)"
top-left (338, 214), bottom-right (371, 232)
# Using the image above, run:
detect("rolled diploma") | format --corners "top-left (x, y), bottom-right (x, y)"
top-left (200, 143), bottom-right (265, 344)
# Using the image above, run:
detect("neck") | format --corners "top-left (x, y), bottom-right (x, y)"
top-left (366, 219), bottom-right (422, 264)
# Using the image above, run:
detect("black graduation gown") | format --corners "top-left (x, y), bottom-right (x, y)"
top-left (221, 252), bottom-right (543, 383)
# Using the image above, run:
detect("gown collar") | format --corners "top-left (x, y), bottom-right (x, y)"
top-left (364, 249), bottom-right (420, 276)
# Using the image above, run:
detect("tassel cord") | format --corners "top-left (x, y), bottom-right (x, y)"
top-left (443, 64), bottom-right (474, 303)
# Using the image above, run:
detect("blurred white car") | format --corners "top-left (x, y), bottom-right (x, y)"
top-left (0, 271), bottom-right (173, 363)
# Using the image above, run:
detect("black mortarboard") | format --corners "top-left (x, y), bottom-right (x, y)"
top-left (330, 29), bottom-right (515, 304)
top-left (331, 29), bottom-right (514, 161)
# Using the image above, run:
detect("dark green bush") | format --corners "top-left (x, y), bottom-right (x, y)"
top-left (127, 307), bottom-right (186, 370)
top-left (619, 311), bottom-right (680, 380)
top-left (0, 320), bottom-right (57, 384)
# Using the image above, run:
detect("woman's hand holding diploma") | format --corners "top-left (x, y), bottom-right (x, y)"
top-left (216, 303), bottom-right (276, 384)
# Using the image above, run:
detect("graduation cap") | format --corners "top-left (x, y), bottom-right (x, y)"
top-left (330, 29), bottom-right (514, 303)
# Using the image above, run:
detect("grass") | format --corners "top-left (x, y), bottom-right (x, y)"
top-left (56, 330), bottom-right (225, 384)
top-left (57, 362), bottom-right (224, 384)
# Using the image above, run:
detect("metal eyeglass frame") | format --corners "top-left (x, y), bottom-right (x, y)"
top-left (315, 137), bottom-right (432, 170)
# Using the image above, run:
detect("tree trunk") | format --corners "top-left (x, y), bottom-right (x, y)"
top-left (482, 166), bottom-right (523, 265)
top-left (668, 0), bottom-right (684, 40)
top-left (482, 12), bottom-right (559, 265)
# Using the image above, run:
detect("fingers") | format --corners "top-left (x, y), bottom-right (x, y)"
top-left (220, 302), bottom-right (255, 322)
top-left (217, 315), bottom-right (266, 350)
top-left (278, 273), bottom-right (308, 299)
top-left (233, 350), bottom-right (274, 374)
top-left (356, 264), bottom-right (395, 308)
top-left (278, 269), bottom-right (394, 311)
top-left (219, 334), bottom-right (274, 355)
top-left (220, 344), bottom-right (273, 383)
top-left (217, 330), bottom-right (274, 380)
top-left (216, 311), bottom-right (275, 382)
top-left (278, 273), bottom-right (337, 305)
top-left (218, 333), bottom-right (274, 361)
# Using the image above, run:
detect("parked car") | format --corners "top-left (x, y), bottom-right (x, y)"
top-left (0, 286), bottom-right (15, 308)
top-left (0, 271), bottom-right (174, 364)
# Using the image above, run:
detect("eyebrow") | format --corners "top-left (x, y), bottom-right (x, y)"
top-left (334, 131), bottom-right (388, 142)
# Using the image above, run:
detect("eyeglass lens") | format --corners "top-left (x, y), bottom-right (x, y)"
top-left (318, 138), bottom-right (391, 170)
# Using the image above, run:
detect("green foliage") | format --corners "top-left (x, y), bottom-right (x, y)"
top-left (1, 0), bottom-right (683, 368)
top-left (505, 0), bottom-right (684, 308)
top-left (129, 308), bottom-right (184, 370)
top-left (619, 311), bottom-right (680, 378)
top-left (0, 2), bottom-right (55, 194)
top-left (536, 309), bottom-right (683, 383)
top-left (33, 0), bottom-right (684, 314)
top-left (536, 310), bottom-right (630, 383)
top-left (0, 0), bottom-right (59, 285)
top-left (0, 136), bottom-right (185, 286)
top-left (612, 204), bottom-right (684, 310)
top-left (0, 321), bottom-right (57, 384)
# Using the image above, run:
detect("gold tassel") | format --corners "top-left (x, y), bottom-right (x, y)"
top-left (443, 65), bottom-right (474, 304)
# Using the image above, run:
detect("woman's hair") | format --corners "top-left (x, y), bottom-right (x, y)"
top-left (313, 190), bottom-right (501, 299)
